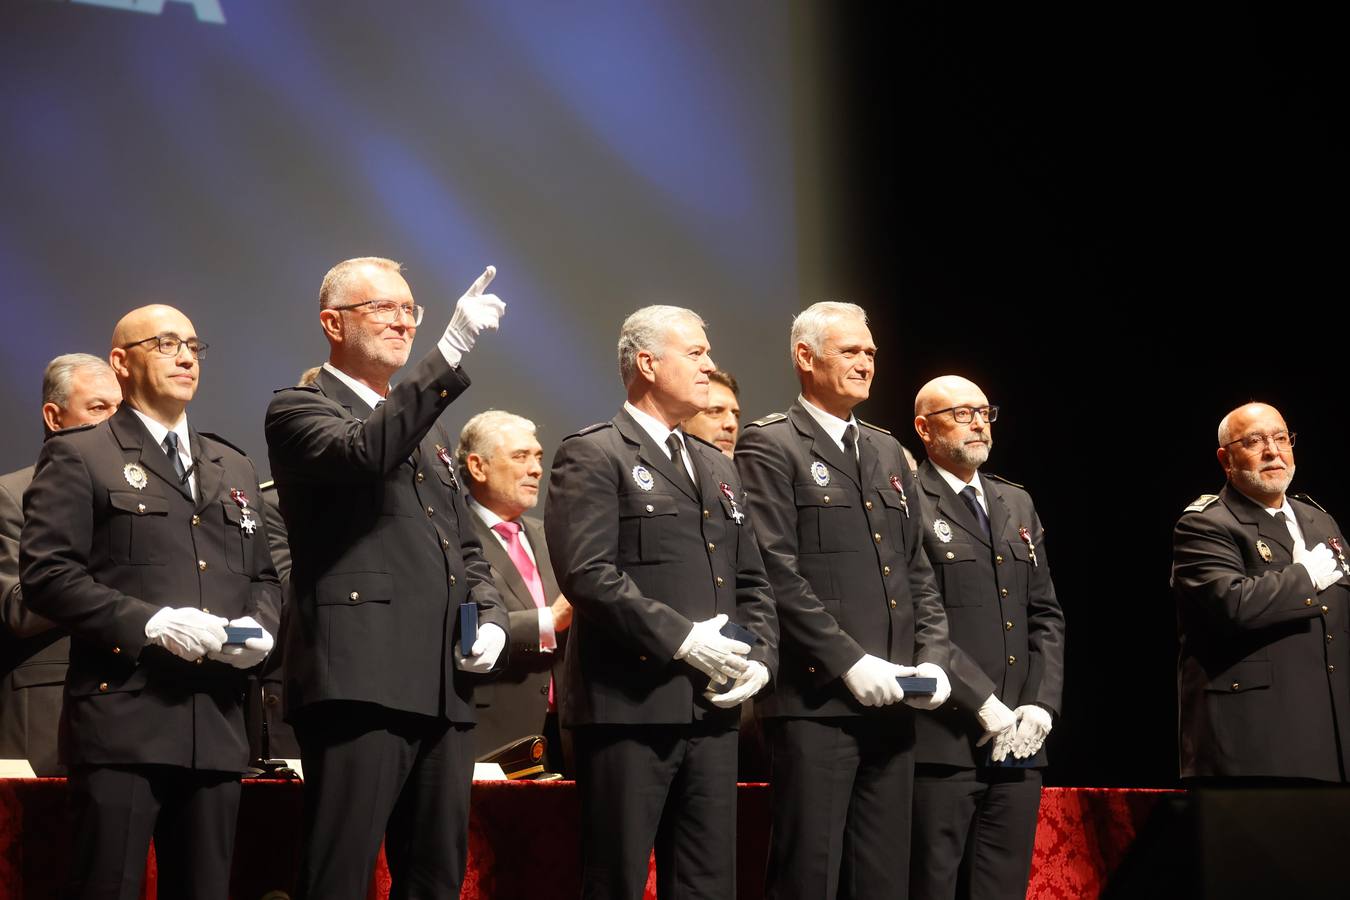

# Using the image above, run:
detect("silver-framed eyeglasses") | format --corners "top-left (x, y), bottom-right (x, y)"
top-left (1224, 432), bottom-right (1295, 453)
top-left (331, 299), bottom-right (424, 326)
top-left (120, 333), bottom-right (209, 359)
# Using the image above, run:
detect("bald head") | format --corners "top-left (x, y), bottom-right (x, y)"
top-left (913, 375), bottom-right (993, 482)
top-left (1215, 402), bottom-right (1295, 507)
top-left (914, 375), bottom-right (984, 417)
top-left (1217, 402), bottom-right (1285, 447)
top-left (108, 304), bottom-right (201, 427)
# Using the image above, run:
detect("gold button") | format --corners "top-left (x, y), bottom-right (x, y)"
top-left (426, 507), bottom-right (435, 517)
top-left (703, 509), bottom-right (710, 519)
top-left (865, 500), bottom-right (873, 510)
top-left (1329, 634), bottom-right (1335, 643)
top-left (807, 666), bottom-right (816, 673)
top-left (1330, 665), bottom-right (1337, 674)
top-left (889, 599), bottom-right (897, 609)
top-left (195, 658), bottom-right (203, 665)
top-left (202, 608), bottom-right (210, 614)
top-left (1306, 598), bottom-right (1314, 607)
top-left (1323, 605), bottom-right (1330, 614)
top-left (1005, 621), bottom-right (1014, 631)
top-left (137, 503), bottom-right (146, 513)
top-left (823, 495), bottom-right (831, 504)
top-left (265, 694), bottom-right (279, 707)
top-left (646, 504), bottom-right (655, 513)
top-left (873, 533), bottom-right (882, 543)
top-left (707, 542), bottom-right (716, 552)
top-left (439, 390), bottom-right (449, 398)
top-left (1008, 655), bottom-right (1016, 666)
top-left (882, 566), bottom-right (891, 576)
top-left (996, 555), bottom-right (1004, 564)
top-left (1230, 682), bottom-right (1241, 691)
top-left (716, 576), bottom-right (725, 587)
top-left (449, 575), bottom-right (457, 586)
top-left (945, 551), bottom-right (955, 560)
top-left (441, 538), bottom-right (451, 549)
top-left (98, 682), bottom-right (108, 692)
top-left (198, 560), bottom-right (207, 571)
top-left (639, 655), bottom-right (648, 662)
top-left (191, 515), bottom-right (201, 526)
top-left (416, 472), bottom-right (425, 483)
top-left (349, 591), bottom-right (360, 601)
top-left (1000, 588), bottom-right (1009, 598)
top-left (112, 646), bottom-right (121, 654)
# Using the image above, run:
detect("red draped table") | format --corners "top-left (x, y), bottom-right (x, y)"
top-left (0, 779), bottom-right (1175, 898)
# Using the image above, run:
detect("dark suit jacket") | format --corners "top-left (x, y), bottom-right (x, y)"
top-left (1173, 484), bottom-right (1350, 780)
top-left (1, 466), bottom-right (67, 774)
top-left (19, 407), bottom-right (281, 771)
top-left (544, 410), bottom-right (777, 728)
top-left (468, 512), bottom-right (565, 756)
top-left (735, 401), bottom-right (948, 718)
top-left (913, 461), bottom-right (1065, 767)
top-left (264, 352), bottom-right (508, 723)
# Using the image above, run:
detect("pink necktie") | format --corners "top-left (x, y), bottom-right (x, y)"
top-left (493, 521), bottom-right (546, 609)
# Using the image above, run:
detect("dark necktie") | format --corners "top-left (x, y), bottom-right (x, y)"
top-left (841, 424), bottom-right (862, 481)
top-left (162, 432), bottom-right (187, 482)
top-left (960, 484), bottom-right (992, 539)
top-left (666, 433), bottom-right (697, 491)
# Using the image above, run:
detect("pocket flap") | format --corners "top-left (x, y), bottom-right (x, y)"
top-left (1206, 660), bottom-right (1273, 693)
top-left (933, 542), bottom-right (980, 564)
top-left (108, 491), bottom-right (169, 515)
top-left (794, 484), bottom-right (852, 508)
top-left (619, 493), bottom-right (678, 517)
top-left (316, 572), bottom-right (394, 606)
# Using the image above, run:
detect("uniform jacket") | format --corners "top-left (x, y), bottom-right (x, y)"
top-left (468, 512), bottom-right (565, 755)
top-left (1, 465), bottom-right (67, 774)
top-left (734, 401), bottom-right (949, 718)
top-left (19, 407), bottom-right (281, 771)
top-left (264, 351), bottom-right (508, 723)
top-left (544, 410), bottom-right (778, 728)
top-left (913, 461), bottom-right (1065, 767)
top-left (1173, 484), bottom-right (1350, 780)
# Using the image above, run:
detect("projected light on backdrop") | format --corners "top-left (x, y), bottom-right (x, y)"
top-left (0, 1), bottom-right (815, 481)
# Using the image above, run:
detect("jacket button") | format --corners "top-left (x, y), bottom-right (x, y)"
top-left (1306, 598), bottom-right (1314, 606)
top-left (441, 538), bottom-right (451, 549)
top-left (112, 646), bottom-right (121, 654)
top-left (945, 551), bottom-right (955, 560)
top-left (996, 554), bottom-right (1004, 564)
top-left (889, 599), bottom-right (897, 609)
top-left (98, 682), bottom-right (108, 692)
top-left (137, 503), bottom-right (146, 513)
top-left (1323, 605), bottom-right (1330, 614)
top-left (882, 566), bottom-right (891, 576)
top-left (703, 509), bottom-right (710, 519)
top-left (191, 514), bottom-right (201, 526)
top-left (646, 504), bottom-right (655, 513)
top-left (416, 472), bottom-right (425, 483)
top-left (873, 533), bottom-right (882, 543)
top-left (1330, 665), bottom-right (1337, 674)
top-left (449, 575), bottom-right (457, 586)
top-left (196, 658), bottom-right (204, 664)
top-left (1329, 634), bottom-right (1335, 643)
top-left (823, 495), bottom-right (830, 504)
top-left (707, 542), bottom-right (716, 552)
top-left (198, 560), bottom-right (207, 571)
top-left (1005, 621), bottom-right (1014, 631)
top-left (265, 694), bottom-right (279, 707)
top-left (540, 686), bottom-right (549, 695)
top-left (865, 500), bottom-right (873, 510)
top-left (639, 655), bottom-right (648, 662)
top-left (1230, 682), bottom-right (1241, 691)
top-left (807, 665), bottom-right (816, 673)
top-left (1008, 655), bottom-right (1016, 666)
top-left (426, 507), bottom-right (435, 517)
top-left (1000, 588), bottom-right (1009, 598)
top-left (349, 591), bottom-right (360, 601)
top-left (439, 389), bottom-right (449, 398)
top-left (202, 607), bottom-right (210, 614)
top-left (716, 576), bottom-right (725, 587)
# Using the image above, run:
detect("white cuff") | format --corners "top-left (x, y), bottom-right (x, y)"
top-left (437, 330), bottom-right (464, 369)
top-left (538, 607), bottom-right (556, 652)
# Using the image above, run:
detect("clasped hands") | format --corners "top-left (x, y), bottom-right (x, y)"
top-left (144, 608), bottom-right (274, 668)
top-left (675, 613), bottom-right (769, 708)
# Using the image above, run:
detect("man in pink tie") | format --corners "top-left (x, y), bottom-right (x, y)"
top-left (458, 410), bottom-right (573, 774)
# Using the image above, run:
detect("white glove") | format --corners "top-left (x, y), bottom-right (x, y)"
top-left (675, 613), bottom-right (751, 685)
top-left (706, 660), bottom-right (770, 708)
top-left (145, 607), bottom-right (228, 662)
top-left (1010, 704), bottom-right (1053, 759)
top-left (456, 622), bottom-right (507, 673)
top-left (441, 266), bottom-right (506, 360)
top-left (974, 695), bottom-right (1018, 762)
top-left (1294, 542), bottom-right (1345, 593)
top-left (902, 661), bottom-right (952, 711)
top-left (206, 616), bottom-right (275, 669)
top-left (842, 654), bottom-right (906, 707)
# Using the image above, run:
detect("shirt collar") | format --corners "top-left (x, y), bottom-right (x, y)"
top-left (129, 407), bottom-right (189, 454)
top-left (469, 494), bottom-right (510, 530)
top-left (798, 394), bottom-right (857, 451)
top-left (624, 401), bottom-right (687, 459)
top-left (322, 362), bottom-right (386, 412)
top-left (931, 461), bottom-right (983, 498)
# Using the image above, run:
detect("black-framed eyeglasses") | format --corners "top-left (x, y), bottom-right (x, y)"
top-left (120, 333), bottom-right (209, 360)
top-left (925, 405), bottom-right (999, 424)
top-left (330, 299), bottom-right (424, 326)
top-left (1224, 431), bottom-right (1295, 453)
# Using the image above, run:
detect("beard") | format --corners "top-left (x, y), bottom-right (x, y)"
top-left (1231, 462), bottom-right (1295, 501)
top-left (932, 430), bottom-right (992, 470)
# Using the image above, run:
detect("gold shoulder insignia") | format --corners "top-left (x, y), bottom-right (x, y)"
top-left (748, 412), bottom-right (787, 428)
top-left (982, 472), bottom-right (1025, 490)
top-left (573, 422), bottom-right (612, 437)
top-left (1293, 493), bottom-right (1328, 514)
top-left (1184, 494), bottom-right (1220, 513)
top-left (258, 479), bottom-right (276, 491)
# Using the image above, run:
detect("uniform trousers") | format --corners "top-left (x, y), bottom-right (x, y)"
top-left (573, 721), bottom-right (739, 900)
top-left (910, 765), bottom-right (1042, 900)
top-left (66, 763), bottom-right (241, 900)
top-left (292, 701), bottom-right (475, 900)
top-left (765, 715), bottom-right (916, 900)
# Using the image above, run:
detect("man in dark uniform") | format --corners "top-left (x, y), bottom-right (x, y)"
top-left (1174, 402), bottom-right (1349, 781)
top-left (545, 304), bottom-right (778, 899)
top-left (909, 375), bottom-right (1065, 900)
top-left (735, 300), bottom-right (951, 900)
top-left (21, 306), bottom-right (280, 899)
top-left (265, 257), bottom-right (510, 899)
top-left (1, 353), bottom-right (122, 777)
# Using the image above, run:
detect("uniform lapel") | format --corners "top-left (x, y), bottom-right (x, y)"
top-left (190, 431), bottom-right (226, 514)
top-left (788, 403), bottom-right (859, 490)
top-left (983, 475), bottom-right (1012, 549)
top-left (857, 428), bottom-right (882, 492)
top-left (523, 517), bottom-right (560, 600)
top-left (109, 407), bottom-right (191, 502)
top-left (614, 410), bottom-right (698, 502)
top-left (919, 461), bottom-right (989, 547)
top-left (1223, 484), bottom-right (1294, 558)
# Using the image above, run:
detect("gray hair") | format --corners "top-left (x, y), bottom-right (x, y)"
top-left (617, 305), bottom-right (705, 388)
top-left (789, 301), bottom-right (868, 366)
top-left (42, 353), bottom-right (114, 408)
top-left (456, 410), bottom-right (539, 466)
top-left (319, 257), bottom-right (403, 309)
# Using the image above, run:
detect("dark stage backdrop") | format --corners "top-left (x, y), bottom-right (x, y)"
top-left (0, 3), bottom-right (1339, 788)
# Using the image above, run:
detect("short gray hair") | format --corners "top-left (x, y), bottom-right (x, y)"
top-left (456, 410), bottom-right (538, 466)
top-left (790, 301), bottom-right (867, 366)
top-left (319, 257), bottom-right (403, 309)
top-left (617, 305), bottom-right (705, 387)
top-left (42, 353), bottom-right (113, 408)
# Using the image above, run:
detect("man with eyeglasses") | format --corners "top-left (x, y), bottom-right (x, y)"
top-left (1174, 402), bottom-right (1349, 782)
top-left (20, 306), bottom-right (281, 898)
top-left (909, 375), bottom-right (1065, 900)
top-left (265, 257), bottom-right (510, 899)
top-left (736, 301), bottom-right (951, 899)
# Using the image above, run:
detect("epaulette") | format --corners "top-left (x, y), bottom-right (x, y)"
top-left (747, 412), bottom-right (787, 428)
top-left (197, 432), bottom-right (250, 458)
top-left (51, 422), bottom-right (98, 436)
top-left (1183, 494), bottom-right (1220, 513)
top-left (570, 421), bottom-right (612, 438)
top-left (858, 419), bottom-right (891, 435)
top-left (1293, 493), bottom-right (1328, 514)
top-left (982, 471), bottom-right (1025, 490)
top-left (273, 385), bottom-right (322, 394)
top-left (685, 432), bottom-right (720, 450)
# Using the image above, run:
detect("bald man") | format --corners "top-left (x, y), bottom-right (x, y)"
top-left (1174, 403), bottom-right (1350, 781)
top-left (21, 305), bottom-right (280, 899)
top-left (910, 376), bottom-right (1065, 900)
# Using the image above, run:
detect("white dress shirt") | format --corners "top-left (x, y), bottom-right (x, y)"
top-left (130, 408), bottom-right (196, 501)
